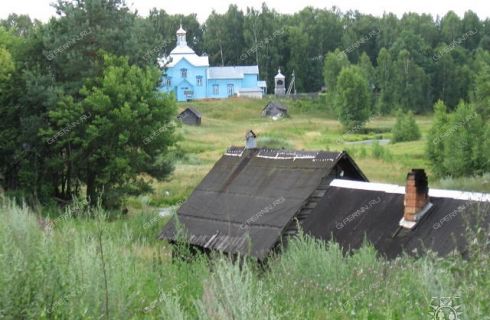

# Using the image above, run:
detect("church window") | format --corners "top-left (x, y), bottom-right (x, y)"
top-left (166, 77), bottom-right (172, 86)
top-left (213, 84), bottom-right (219, 95)
top-left (181, 68), bottom-right (187, 78)
top-left (196, 76), bottom-right (203, 86)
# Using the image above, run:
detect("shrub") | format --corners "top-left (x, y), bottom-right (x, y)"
top-left (358, 146), bottom-right (367, 158)
top-left (196, 258), bottom-right (278, 320)
top-left (371, 141), bottom-right (393, 161)
top-left (391, 110), bottom-right (421, 143)
top-left (427, 101), bottom-right (488, 177)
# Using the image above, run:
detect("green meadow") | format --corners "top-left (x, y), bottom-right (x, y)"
top-left (143, 97), bottom-right (488, 208)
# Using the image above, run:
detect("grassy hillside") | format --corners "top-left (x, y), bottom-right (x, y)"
top-left (140, 97), bottom-right (487, 208)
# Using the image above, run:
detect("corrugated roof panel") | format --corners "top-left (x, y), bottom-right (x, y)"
top-left (160, 148), bottom-right (352, 260)
top-left (160, 215), bottom-right (282, 260)
top-left (303, 186), bottom-right (490, 258)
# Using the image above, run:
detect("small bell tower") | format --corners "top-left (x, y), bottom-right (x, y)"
top-left (176, 24), bottom-right (187, 47)
top-left (274, 68), bottom-right (286, 96)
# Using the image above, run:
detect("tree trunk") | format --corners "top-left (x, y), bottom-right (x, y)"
top-left (86, 168), bottom-right (96, 205)
top-left (66, 144), bottom-right (72, 198)
top-left (219, 43), bottom-right (224, 66)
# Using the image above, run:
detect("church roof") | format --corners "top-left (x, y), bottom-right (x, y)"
top-left (258, 80), bottom-right (267, 88)
top-left (170, 45), bottom-right (196, 55)
top-left (166, 54), bottom-right (210, 67)
top-left (207, 66), bottom-right (259, 79)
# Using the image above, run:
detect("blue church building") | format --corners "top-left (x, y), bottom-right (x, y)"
top-left (159, 26), bottom-right (266, 102)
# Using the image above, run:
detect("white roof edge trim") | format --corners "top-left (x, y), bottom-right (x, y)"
top-left (257, 155), bottom-right (317, 160)
top-left (330, 179), bottom-right (404, 194)
top-left (224, 150), bottom-right (244, 157)
top-left (330, 179), bottom-right (490, 202)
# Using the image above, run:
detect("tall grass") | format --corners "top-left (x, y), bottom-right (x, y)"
top-left (196, 258), bottom-right (278, 320)
top-left (0, 198), bottom-right (209, 319)
top-left (1, 198), bottom-right (489, 319)
top-left (264, 234), bottom-right (454, 319)
top-left (371, 141), bottom-right (394, 161)
top-left (257, 136), bottom-right (294, 149)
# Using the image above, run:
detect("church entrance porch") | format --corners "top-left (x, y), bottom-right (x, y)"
top-left (176, 80), bottom-right (194, 102)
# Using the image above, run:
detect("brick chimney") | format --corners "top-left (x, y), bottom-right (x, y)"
top-left (245, 130), bottom-right (257, 149)
top-left (400, 169), bottom-right (433, 229)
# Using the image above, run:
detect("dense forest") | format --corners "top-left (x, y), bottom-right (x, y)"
top-left (1, 0), bottom-right (489, 207)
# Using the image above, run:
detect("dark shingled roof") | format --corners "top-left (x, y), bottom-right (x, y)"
top-left (159, 147), bottom-right (367, 260)
top-left (179, 107), bottom-right (201, 118)
top-left (263, 102), bottom-right (287, 111)
top-left (302, 180), bottom-right (490, 258)
top-left (177, 107), bottom-right (202, 126)
top-left (262, 102), bottom-right (288, 117)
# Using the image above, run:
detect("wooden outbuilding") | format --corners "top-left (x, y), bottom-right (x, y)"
top-left (177, 107), bottom-right (201, 126)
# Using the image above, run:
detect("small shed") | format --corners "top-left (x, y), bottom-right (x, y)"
top-left (177, 107), bottom-right (201, 126)
top-left (262, 102), bottom-right (287, 118)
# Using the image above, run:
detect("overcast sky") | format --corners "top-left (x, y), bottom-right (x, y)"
top-left (1, 0), bottom-right (489, 23)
